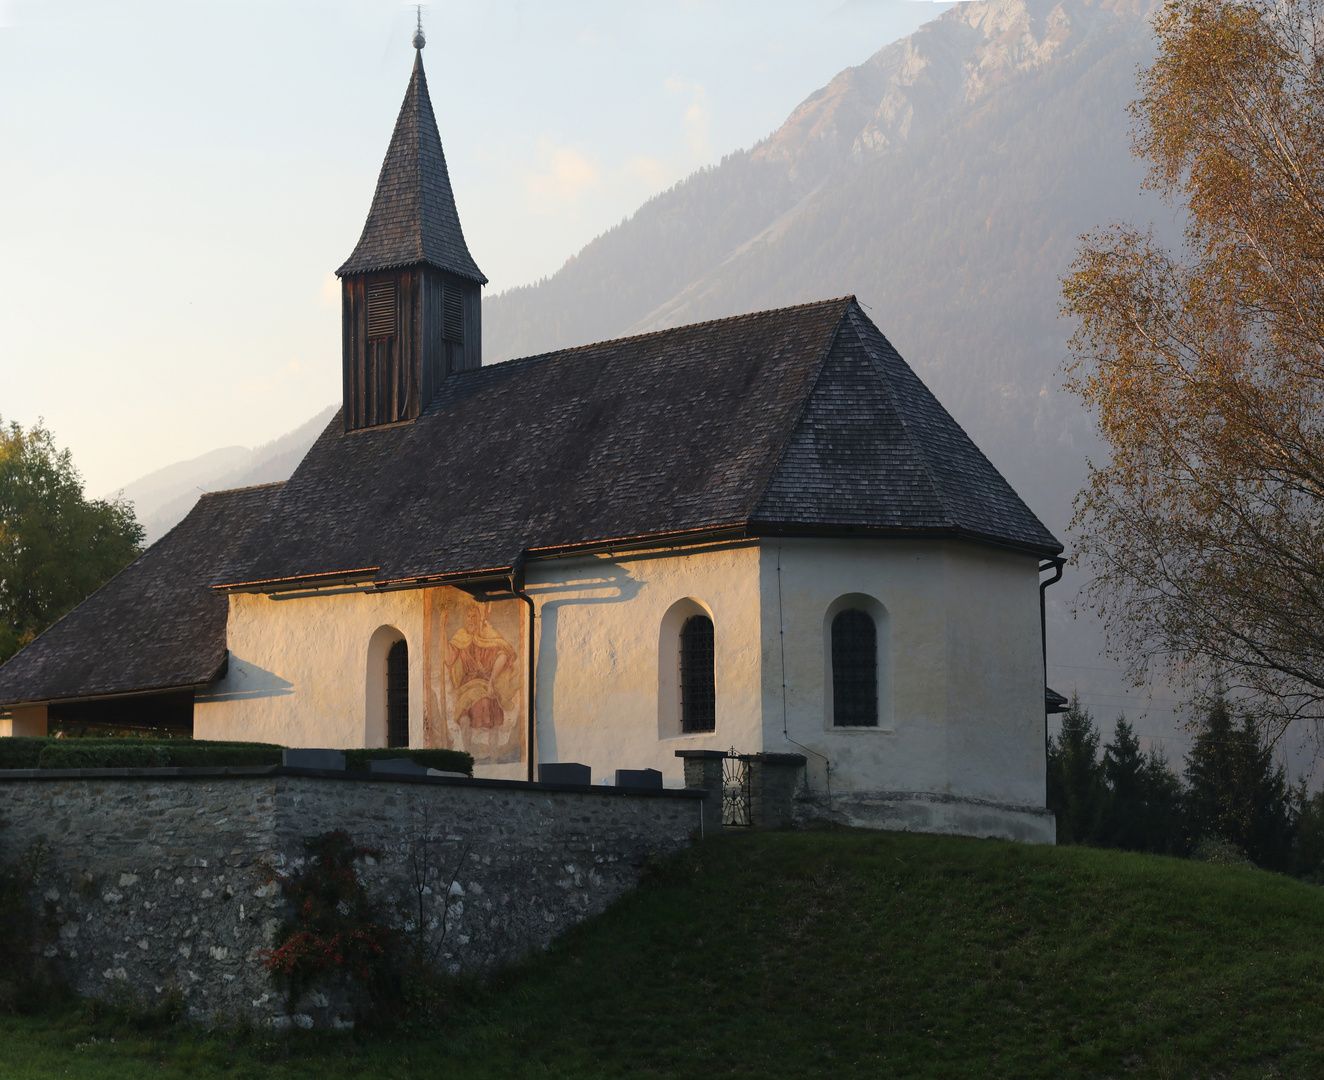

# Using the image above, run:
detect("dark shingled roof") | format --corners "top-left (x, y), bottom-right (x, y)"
top-left (336, 52), bottom-right (487, 283)
top-left (216, 297), bottom-right (1060, 591)
top-left (0, 483), bottom-right (283, 707)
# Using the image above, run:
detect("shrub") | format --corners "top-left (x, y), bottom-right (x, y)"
top-left (262, 831), bottom-right (403, 1023)
top-left (0, 823), bottom-right (62, 1013)
top-left (0, 739), bottom-right (473, 775)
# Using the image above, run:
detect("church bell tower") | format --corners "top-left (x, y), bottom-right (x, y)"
top-left (336, 29), bottom-right (487, 432)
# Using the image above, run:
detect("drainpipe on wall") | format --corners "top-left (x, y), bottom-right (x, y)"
top-left (510, 555), bottom-right (537, 783)
top-left (1039, 556), bottom-right (1066, 773)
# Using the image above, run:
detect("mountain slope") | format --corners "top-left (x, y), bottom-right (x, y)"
top-left (483, 0), bottom-right (1165, 535)
top-left (120, 405), bottom-right (336, 544)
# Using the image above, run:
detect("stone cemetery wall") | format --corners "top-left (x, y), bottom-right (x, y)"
top-left (0, 767), bottom-right (705, 1027)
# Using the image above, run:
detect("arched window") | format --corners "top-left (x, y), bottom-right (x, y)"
top-left (386, 639), bottom-right (409, 748)
top-left (679, 615), bottom-right (715, 733)
top-left (831, 609), bottom-right (877, 727)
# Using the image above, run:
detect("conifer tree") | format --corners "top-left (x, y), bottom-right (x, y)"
top-left (1101, 717), bottom-right (1146, 850)
top-left (1047, 695), bottom-right (1105, 844)
top-left (1100, 716), bottom-right (1185, 854)
top-left (1184, 697), bottom-right (1293, 869)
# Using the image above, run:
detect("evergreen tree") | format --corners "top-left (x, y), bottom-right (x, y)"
top-left (1291, 782), bottom-right (1324, 880)
top-left (1184, 697), bottom-right (1293, 870)
top-left (1100, 716), bottom-right (1186, 854)
top-left (1047, 695), bottom-right (1105, 844)
top-left (1138, 745), bottom-right (1186, 856)
top-left (1101, 717), bottom-right (1146, 850)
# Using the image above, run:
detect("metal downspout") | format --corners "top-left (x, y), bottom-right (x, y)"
top-left (510, 555), bottom-right (537, 783)
top-left (1039, 556), bottom-right (1066, 772)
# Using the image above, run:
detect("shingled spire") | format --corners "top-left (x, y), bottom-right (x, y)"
top-left (337, 42), bottom-right (485, 431)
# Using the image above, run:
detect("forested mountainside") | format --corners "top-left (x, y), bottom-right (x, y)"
top-left (483, 0), bottom-right (1169, 547)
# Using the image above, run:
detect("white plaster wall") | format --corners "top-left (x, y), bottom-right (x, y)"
top-left (195, 588), bottom-right (426, 753)
top-left (760, 538), bottom-right (1046, 807)
top-left (193, 535), bottom-right (1045, 809)
top-left (527, 544), bottom-right (764, 786)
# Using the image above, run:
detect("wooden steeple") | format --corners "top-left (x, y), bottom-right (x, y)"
top-left (337, 36), bottom-right (487, 431)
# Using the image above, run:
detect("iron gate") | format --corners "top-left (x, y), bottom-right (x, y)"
top-left (722, 749), bottom-right (751, 827)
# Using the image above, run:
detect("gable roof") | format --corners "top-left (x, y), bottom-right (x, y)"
top-left (0, 483), bottom-right (283, 707)
top-left (336, 52), bottom-right (487, 283)
top-left (216, 297), bottom-right (1060, 592)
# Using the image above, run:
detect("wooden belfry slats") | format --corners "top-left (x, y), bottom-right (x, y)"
top-left (343, 271), bottom-right (421, 430)
top-left (367, 280), bottom-right (397, 339)
top-left (442, 284), bottom-right (463, 343)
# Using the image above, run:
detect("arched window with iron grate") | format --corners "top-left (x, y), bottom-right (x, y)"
top-left (386, 638), bottom-right (409, 748)
top-left (679, 615), bottom-right (715, 733)
top-left (831, 609), bottom-right (878, 727)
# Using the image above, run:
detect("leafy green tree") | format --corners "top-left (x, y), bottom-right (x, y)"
top-left (1184, 697), bottom-right (1294, 870)
top-left (1047, 695), bottom-right (1106, 844)
top-left (0, 418), bottom-right (143, 662)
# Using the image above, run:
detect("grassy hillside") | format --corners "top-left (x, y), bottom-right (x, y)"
top-left (6, 828), bottom-right (1324, 1079)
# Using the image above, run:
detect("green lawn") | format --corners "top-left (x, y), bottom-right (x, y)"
top-left (5, 828), bottom-right (1324, 1079)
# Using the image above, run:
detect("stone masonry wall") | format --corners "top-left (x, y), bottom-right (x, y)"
top-left (0, 768), bottom-right (703, 1026)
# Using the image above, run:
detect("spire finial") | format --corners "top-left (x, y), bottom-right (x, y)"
top-left (413, 5), bottom-right (425, 50)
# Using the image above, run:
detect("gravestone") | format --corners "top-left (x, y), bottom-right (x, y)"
top-left (614, 768), bottom-right (663, 789)
top-left (282, 748), bottom-right (346, 770)
top-left (540, 762), bottom-right (592, 786)
top-left (368, 757), bottom-right (429, 776)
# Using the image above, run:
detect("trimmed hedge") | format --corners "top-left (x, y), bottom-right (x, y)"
top-left (0, 738), bottom-right (474, 777)
top-left (0, 738), bottom-right (285, 771)
top-left (344, 748), bottom-right (474, 776)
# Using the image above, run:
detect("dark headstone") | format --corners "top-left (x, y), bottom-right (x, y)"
top-left (539, 762), bottom-right (592, 786)
top-left (614, 768), bottom-right (663, 789)
top-left (282, 748), bottom-right (346, 771)
top-left (368, 757), bottom-right (429, 776)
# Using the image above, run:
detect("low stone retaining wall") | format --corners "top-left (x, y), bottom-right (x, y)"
top-left (793, 788), bottom-right (1056, 844)
top-left (0, 766), bottom-right (705, 1026)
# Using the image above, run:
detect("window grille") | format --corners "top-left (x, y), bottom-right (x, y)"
top-left (679, 615), bottom-right (715, 733)
top-left (386, 638), bottom-right (409, 748)
top-left (442, 284), bottom-right (463, 343)
top-left (367, 280), bottom-right (397, 340)
top-left (832, 609), bottom-right (877, 726)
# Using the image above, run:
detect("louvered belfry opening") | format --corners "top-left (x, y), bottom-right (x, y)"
top-left (679, 615), bottom-right (716, 733)
top-left (367, 279), bottom-right (397, 339)
top-left (832, 609), bottom-right (878, 727)
top-left (386, 638), bottom-right (409, 748)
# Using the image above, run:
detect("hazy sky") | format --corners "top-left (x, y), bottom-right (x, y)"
top-left (1, 0), bottom-right (953, 497)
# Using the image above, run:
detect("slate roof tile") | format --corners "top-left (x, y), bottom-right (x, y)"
top-left (217, 297), bottom-right (1059, 592)
top-left (336, 52), bottom-right (486, 283)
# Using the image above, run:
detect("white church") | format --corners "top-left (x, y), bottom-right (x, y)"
top-left (0, 43), bottom-right (1065, 843)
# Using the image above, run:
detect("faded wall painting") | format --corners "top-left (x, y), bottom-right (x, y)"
top-left (422, 588), bottom-right (525, 765)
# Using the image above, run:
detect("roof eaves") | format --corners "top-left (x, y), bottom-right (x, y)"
top-left (0, 672), bottom-right (223, 710)
top-left (212, 567), bottom-right (381, 594)
top-left (748, 520), bottom-right (1064, 559)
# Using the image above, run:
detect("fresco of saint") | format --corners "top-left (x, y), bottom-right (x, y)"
top-left (426, 592), bottom-right (524, 764)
